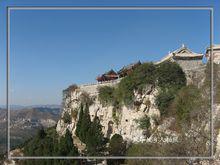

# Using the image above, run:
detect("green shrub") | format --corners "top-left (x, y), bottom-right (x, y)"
top-left (126, 143), bottom-right (186, 165)
top-left (156, 61), bottom-right (186, 89)
top-left (98, 86), bottom-right (116, 106)
top-left (116, 62), bottom-right (185, 106)
top-left (37, 129), bottom-right (46, 139)
top-left (107, 134), bottom-right (126, 165)
top-left (155, 62), bottom-right (186, 116)
top-left (116, 63), bottom-right (156, 105)
top-left (171, 85), bottom-right (203, 124)
top-left (155, 89), bottom-right (176, 116)
top-left (98, 62), bottom-right (186, 116)
top-left (109, 134), bottom-right (126, 155)
top-left (62, 112), bottom-right (71, 124)
top-left (116, 76), bottom-right (135, 105)
top-left (129, 62), bottom-right (157, 90)
top-left (134, 115), bottom-right (151, 130)
top-left (112, 105), bottom-right (121, 125)
top-left (22, 127), bottom-right (79, 165)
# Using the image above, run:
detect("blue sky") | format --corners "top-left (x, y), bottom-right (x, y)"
top-left (0, 0), bottom-right (219, 106)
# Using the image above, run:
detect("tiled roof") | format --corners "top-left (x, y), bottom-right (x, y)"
top-left (156, 45), bottom-right (203, 64)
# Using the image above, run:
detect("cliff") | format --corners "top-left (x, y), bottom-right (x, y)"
top-left (5, 61), bottom-right (220, 165)
top-left (56, 62), bottom-right (208, 153)
top-left (56, 82), bottom-right (162, 143)
top-left (54, 62), bottom-right (220, 162)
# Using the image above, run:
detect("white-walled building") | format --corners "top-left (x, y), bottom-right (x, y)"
top-left (156, 44), bottom-right (204, 71)
top-left (206, 44), bottom-right (220, 64)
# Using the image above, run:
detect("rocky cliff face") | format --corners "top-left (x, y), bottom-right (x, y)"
top-left (56, 66), bottom-right (208, 145)
top-left (6, 62), bottom-right (220, 165)
top-left (56, 81), bottom-right (166, 144)
top-left (55, 63), bottom-right (220, 162)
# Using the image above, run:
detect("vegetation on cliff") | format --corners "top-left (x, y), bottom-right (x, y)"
top-left (126, 81), bottom-right (210, 159)
top-left (134, 115), bottom-right (151, 130)
top-left (107, 134), bottom-right (126, 165)
top-left (172, 85), bottom-right (204, 124)
top-left (21, 127), bottom-right (79, 165)
top-left (98, 61), bottom-right (186, 117)
top-left (76, 104), bottom-right (106, 155)
top-left (116, 62), bottom-right (157, 105)
top-left (62, 111), bottom-right (71, 124)
top-left (98, 86), bottom-right (116, 106)
top-left (16, 60), bottom-right (215, 164)
top-left (126, 143), bottom-right (186, 165)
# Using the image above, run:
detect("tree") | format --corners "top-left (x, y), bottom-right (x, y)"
top-left (58, 129), bottom-right (78, 156)
top-left (116, 63), bottom-right (157, 105)
top-left (107, 134), bottom-right (126, 165)
top-left (37, 129), bottom-right (46, 139)
top-left (62, 111), bottom-right (71, 124)
top-left (86, 116), bottom-right (105, 156)
top-left (155, 88), bottom-right (176, 116)
top-left (98, 86), bottom-right (116, 106)
top-left (109, 134), bottom-right (126, 156)
top-left (130, 62), bottom-right (157, 90)
top-left (155, 62), bottom-right (186, 116)
top-left (75, 104), bottom-right (92, 143)
top-left (156, 61), bottom-right (186, 89)
top-left (75, 104), bottom-right (84, 139)
top-left (80, 104), bottom-right (92, 143)
top-left (22, 127), bottom-right (79, 165)
top-left (75, 104), bottom-right (106, 155)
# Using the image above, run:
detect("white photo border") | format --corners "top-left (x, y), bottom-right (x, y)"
top-left (6, 6), bottom-right (214, 160)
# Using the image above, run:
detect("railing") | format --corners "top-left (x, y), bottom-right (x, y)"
top-left (78, 78), bottom-right (122, 88)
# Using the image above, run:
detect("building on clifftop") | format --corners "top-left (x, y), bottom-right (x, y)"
top-left (206, 44), bottom-right (220, 64)
top-left (117, 61), bottom-right (141, 78)
top-left (96, 69), bottom-right (119, 82)
top-left (156, 44), bottom-right (204, 71)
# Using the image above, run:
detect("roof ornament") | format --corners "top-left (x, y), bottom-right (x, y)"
top-left (182, 43), bottom-right (185, 48)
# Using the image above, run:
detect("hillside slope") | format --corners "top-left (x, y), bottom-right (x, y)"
top-left (0, 107), bottom-right (61, 154)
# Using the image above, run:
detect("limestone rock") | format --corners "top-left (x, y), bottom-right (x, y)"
top-left (56, 119), bottom-right (67, 136)
top-left (56, 82), bottom-right (162, 143)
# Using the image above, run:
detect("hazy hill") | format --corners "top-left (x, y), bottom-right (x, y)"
top-left (0, 107), bottom-right (61, 154)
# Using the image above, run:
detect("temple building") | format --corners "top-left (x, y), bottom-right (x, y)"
top-left (96, 62), bottom-right (141, 82)
top-left (156, 44), bottom-right (204, 71)
top-left (95, 45), bottom-right (210, 82)
top-left (96, 69), bottom-right (118, 82)
top-left (206, 44), bottom-right (220, 64)
top-left (117, 61), bottom-right (141, 78)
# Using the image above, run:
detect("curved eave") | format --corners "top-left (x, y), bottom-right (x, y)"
top-left (155, 53), bottom-right (173, 64)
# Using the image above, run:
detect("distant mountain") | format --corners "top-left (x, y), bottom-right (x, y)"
top-left (0, 105), bottom-right (26, 110)
top-left (26, 104), bottom-right (61, 109)
top-left (0, 107), bottom-right (61, 154)
top-left (0, 104), bottom-right (61, 110)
